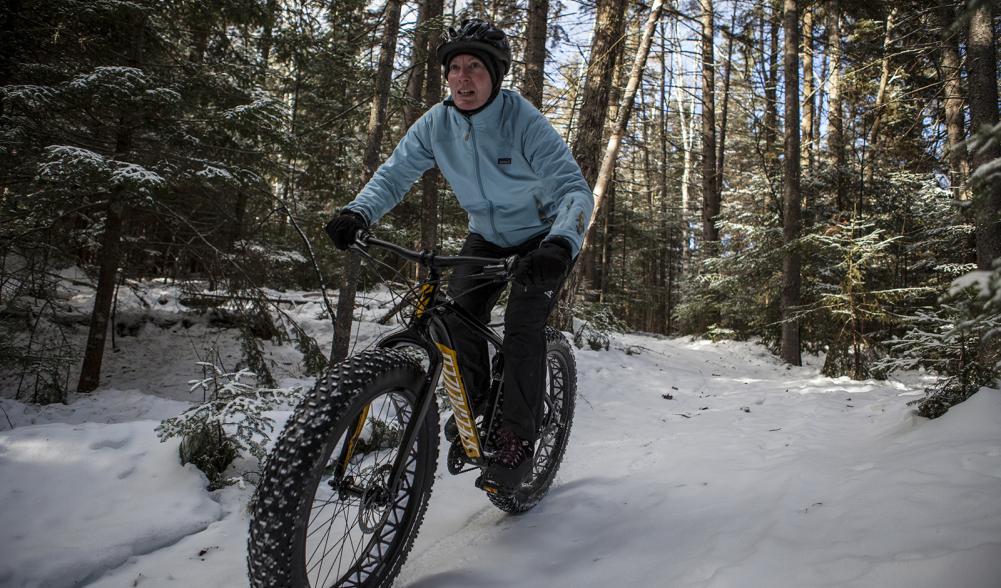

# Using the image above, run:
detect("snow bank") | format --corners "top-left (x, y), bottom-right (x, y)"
top-left (0, 420), bottom-right (223, 588)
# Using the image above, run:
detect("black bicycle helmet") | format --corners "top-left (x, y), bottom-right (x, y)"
top-left (436, 18), bottom-right (512, 81)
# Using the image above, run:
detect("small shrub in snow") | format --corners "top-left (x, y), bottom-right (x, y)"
top-left (572, 304), bottom-right (623, 351)
top-left (878, 262), bottom-right (1001, 418)
top-left (156, 360), bottom-right (302, 487)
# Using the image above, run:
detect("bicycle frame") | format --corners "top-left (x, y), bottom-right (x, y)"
top-left (347, 235), bottom-right (514, 497)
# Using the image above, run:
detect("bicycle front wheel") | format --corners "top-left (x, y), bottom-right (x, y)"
top-left (248, 349), bottom-right (438, 588)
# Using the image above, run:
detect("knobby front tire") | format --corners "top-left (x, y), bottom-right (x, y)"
top-left (248, 349), bottom-right (438, 588)
top-left (488, 327), bottom-right (577, 514)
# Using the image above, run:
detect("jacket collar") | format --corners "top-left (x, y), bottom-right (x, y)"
top-left (444, 89), bottom-right (508, 128)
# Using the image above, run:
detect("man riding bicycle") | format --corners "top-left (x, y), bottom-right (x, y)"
top-left (326, 18), bottom-right (593, 491)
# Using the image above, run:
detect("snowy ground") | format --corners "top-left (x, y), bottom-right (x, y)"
top-left (2, 284), bottom-right (1000, 588)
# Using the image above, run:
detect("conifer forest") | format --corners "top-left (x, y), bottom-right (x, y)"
top-left (1, 0), bottom-right (999, 419)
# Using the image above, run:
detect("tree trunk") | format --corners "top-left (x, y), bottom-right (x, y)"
top-left (419, 0), bottom-right (444, 255)
top-left (556, 0), bottom-right (664, 330)
top-left (259, 0), bottom-right (277, 79)
top-left (235, 0), bottom-right (276, 253)
top-left (862, 7), bottom-right (898, 205)
top-left (553, 0), bottom-right (627, 328)
top-left (598, 179), bottom-right (615, 302)
top-left (575, 0), bottom-right (627, 300)
top-left (966, 0), bottom-right (1001, 269)
top-left (716, 8), bottom-right (736, 199)
top-left (814, 37), bottom-right (827, 166)
top-left (939, 0), bottom-right (969, 200)
top-left (658, 22), bottom-right (675, 333)
top-left (700, 0), bottom-right (719, 244)
top-left (521, 0), bottom-right (549, 108)
top-left (780, 0), bottom-right (801, 366)
top-left (676, 28), bottom-right (697, 226)
top-left (581, 0), bottom-right (665, 256)
top-left (763, 1), bottom-right (779, 176)
top-left (571, 0), bottom-right (628, 187)
top-left (333, 0), bottom-right (403, 362)
top-left (801, 5), bottom-right (814, 171)
top-left (404, 0), bottom-right (430, 130)
top-left (827, 0), bottom-right (847, 211)
top-left (78, 13), bottom-right (145, 392)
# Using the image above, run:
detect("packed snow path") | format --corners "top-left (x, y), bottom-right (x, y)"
top-left (2, 334), bottom-right (1000, 587)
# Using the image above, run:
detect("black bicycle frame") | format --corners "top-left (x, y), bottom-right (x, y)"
top-left (351, 235), bottom-right (513, 497)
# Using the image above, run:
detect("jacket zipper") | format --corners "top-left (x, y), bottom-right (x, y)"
top-left (468, 121), bottom-right (505, 245)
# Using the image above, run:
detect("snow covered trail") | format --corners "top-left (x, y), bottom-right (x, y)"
top-left (398, 336), bottom-right (1001, 588)
top-left (1, 334), bottom-right (999, 587)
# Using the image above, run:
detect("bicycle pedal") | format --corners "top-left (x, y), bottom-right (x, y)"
top-left (444, 415), bottom-right (458, 443)
top-left (474, 474), bottom-right (500, 495)
top-left (446, 440), bottom-right (466, 475)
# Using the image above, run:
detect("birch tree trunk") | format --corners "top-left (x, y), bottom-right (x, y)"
top-left (780, 0), bottom-right (802, 366)
top-left (333, 0), bottom-right (403, 362)
top-left (801, 5), bottom-right (814, 172)
top-left (966, 0), bottom-right (1001, 269)
top-left (673, 17), bottom-right (696, 221)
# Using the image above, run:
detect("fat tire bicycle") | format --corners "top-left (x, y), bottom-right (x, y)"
top-left (247, 233), bottom-right (577, 588)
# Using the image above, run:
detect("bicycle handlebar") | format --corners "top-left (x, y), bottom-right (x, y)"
top-left (351, 231), bottom-right (517, 277)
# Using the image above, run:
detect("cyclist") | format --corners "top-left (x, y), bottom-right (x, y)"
top-left (326, 18), bottom-right (593, 491)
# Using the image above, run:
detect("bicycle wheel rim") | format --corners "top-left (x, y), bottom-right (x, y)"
top-left (295, 387), bottom-right (423, 587)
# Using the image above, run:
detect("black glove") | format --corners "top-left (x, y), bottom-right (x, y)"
top-left (324, 210), bottom-right (368, 250)
top-left (513, 238), bottom-right (572, 289)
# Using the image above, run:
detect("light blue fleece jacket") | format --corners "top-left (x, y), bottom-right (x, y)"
top-left (345, 90), bottom-right (594, 256)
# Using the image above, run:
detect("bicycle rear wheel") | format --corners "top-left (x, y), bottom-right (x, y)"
top-left (489, 327), bottom-right (576, 513)
top-left (248, 349), bottom-right (438, 588)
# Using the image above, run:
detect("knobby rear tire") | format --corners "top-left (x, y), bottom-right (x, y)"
top-left (488, 327), bottom-right (577, 514)
top-left (248, 349), bottom-right (438, 588)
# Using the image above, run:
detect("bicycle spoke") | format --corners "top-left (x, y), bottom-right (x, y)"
top-left (298, 388), bottom-right (424, 588)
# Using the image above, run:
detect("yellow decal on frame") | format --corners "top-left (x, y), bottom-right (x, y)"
top-left (435, 343), bottom-right (481, 459)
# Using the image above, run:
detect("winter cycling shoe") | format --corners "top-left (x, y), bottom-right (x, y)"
top-left (478, 426), bottom-right (533, 492)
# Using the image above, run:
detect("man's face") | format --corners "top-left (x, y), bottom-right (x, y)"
top-left (447, 54), bottom-right (492, 111)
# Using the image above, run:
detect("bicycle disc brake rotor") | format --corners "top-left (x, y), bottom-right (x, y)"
top-left (358, 464), bottom-right (394, 532)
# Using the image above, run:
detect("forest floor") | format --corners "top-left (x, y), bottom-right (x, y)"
top-left (2, 281), bottom-right (1000, 587)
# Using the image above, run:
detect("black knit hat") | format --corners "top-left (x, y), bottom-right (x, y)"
top-left (437, 19), bottom-right (511, 94)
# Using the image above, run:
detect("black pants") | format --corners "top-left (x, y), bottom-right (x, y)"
top-left (444, 233), bottom-right (564, 443)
